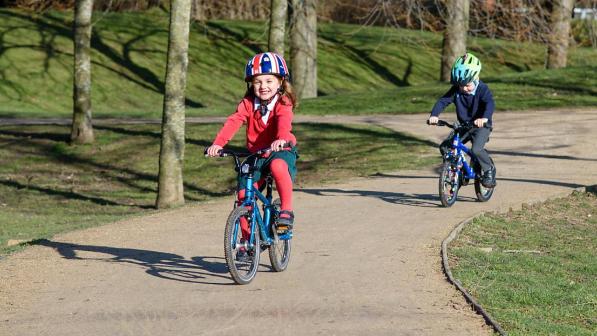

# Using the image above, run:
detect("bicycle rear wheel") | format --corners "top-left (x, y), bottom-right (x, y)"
top-left (439, 161), bottom-right (460, 207)
top-left (268, 199), bottom-right (291, 272)
top-left (224, 206), bottom-right (260, 285)
top-left (474, 158), bottom-right (495, 202)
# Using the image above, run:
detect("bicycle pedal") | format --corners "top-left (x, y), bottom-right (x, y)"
top-left (275, 229), bottom-right (287, 235)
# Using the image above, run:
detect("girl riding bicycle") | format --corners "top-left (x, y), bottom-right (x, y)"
top-left (205, 52), bottom-right (298, 233)
top-left (428, 52), bottom-right (496, 188)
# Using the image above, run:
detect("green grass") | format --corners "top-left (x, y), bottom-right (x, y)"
top-left (0, 122), bottom-right (436, 255)
top-left (299, 66), bottom-right (597, 115)
top-left (0, 9), bottom-right (595, 118)
top-left (449, 191), bottom-right (597, 335)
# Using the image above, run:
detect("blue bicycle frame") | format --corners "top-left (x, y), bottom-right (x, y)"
top-left (434, 119), bottom-right (495, 207)
top-left (232, 155), bottom-right (292, 252)
top-left (445, 131), bottom-right (478, 181)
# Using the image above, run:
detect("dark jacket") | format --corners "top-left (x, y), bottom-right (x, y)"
top-left (430, 80), bottom-right (495, 126)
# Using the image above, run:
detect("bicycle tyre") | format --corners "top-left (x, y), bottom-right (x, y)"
top-left (474, 158), bottom-right (495, 202)
top-left (439, 161), bottom-right (459, 207)
top-left (224, 206), bottom-right (260, 285)
top-left (268, 199), bottom-right (291, 272)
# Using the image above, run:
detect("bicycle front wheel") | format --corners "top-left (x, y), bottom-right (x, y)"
top-left (224, 206), bottom-right (260, 285)
top-left (439, 161), bottom-right (459, 207)
top-left (268, 199), bottom-right (291, 272)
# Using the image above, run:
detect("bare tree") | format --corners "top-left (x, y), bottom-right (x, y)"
top-left (71, 0), bottom-right (95, 144)
top-left (547, 0), bottom-right (575, 69)
top-left (191, 0), bottom-right (205, 21)
top-left (156, 0), bottom-right (192, 209)
top-left (290, 0), bottom-right (317, 99)
top-left (269, 0), bottom-right (287, 55)
top-left (440, 0), bottom-right (469, 82)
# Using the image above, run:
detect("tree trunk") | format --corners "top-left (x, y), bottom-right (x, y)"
top-left (191, 0), bottom-right (205, 21)
top-left (290, 0), bottom-right (317, 99)
top-left (71, 0), bottom-right (95, 144)
top-left (546, 0), bottom-right (574, 69)
top-left (269, 0), bottom-right (287, 55)
top-left (156, 0), bottom-right (192, 209)
top-left (440, 0), bottom-right (469, 82)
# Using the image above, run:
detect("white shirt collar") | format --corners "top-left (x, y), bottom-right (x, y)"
top-left (254, 94), bottom-right (279, 123)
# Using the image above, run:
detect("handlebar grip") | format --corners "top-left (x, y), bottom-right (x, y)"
top-left (427, 119), bottom-right (446, 126)
top-left (204, 147), bottom-right (225, 157)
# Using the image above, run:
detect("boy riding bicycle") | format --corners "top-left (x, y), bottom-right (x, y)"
top-left (427, 52), bottom-right (496, 188)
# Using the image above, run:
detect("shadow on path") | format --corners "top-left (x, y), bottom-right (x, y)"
top-left (33, 239), bottom-right (234, 285)
top-left (492, 150), bottom-right (597, 162)
top-left (297, 187), bottom-right (478, 207)
top-left (372, 172), bottom-right (586, 189)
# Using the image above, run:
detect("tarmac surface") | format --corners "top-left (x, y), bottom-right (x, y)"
top-left (1, 109), bottom-right (596, 335)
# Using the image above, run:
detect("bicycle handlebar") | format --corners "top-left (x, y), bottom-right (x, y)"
top-left (204, 143), bottom-right (294, 173)
top-left (203, 143), bottom-right (294, 159)
top-left (428, 119), bottom-right (487, 129)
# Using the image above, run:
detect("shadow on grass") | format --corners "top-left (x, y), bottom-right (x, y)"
top-left (33, 239), bottom-right (234, 285)
top-left (297, 122), bottom-right (438, 147)
top-left (93, 124), bottom-right (246, 152)
top-left (0, 126), bottom-right (228, 206)
top-left (202, 21), bottom-right (263, 54)
top-left (0, 10), bottom-right (203, 108)
top-left (0, 179), bottom-right (153, 209)
top-left (488, 77), bottom-right (597, 96)
top-left (320, 35), bottom-right (410, 87)
top-left (0, 128), bottom-right (69, 142)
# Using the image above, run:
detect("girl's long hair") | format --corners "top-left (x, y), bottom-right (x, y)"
top-left (280, 79), bottom-right (297, 107)
top-left (245, 76), bottom-right (298, 108)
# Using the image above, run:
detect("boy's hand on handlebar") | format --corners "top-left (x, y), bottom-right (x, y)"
top-left (428, 116), bottom-right (439, 125)
top-left (474, 118), bottom-right (488, 128)
top-left (205, 144), bottom-right (223, 157)
top-left (270, 139), bottom-right (287, 152)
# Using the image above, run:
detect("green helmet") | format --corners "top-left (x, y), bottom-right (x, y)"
top-left (451, 52), bottom-right (482, 86)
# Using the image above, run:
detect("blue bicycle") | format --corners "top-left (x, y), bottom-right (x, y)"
top-left (208, 147), bottom-right (292, 285)
top-left (433, 120), bottom-right (495, 207)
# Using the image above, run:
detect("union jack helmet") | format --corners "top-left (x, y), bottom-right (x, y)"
top-left (244, 52), bottom-right (289, 82)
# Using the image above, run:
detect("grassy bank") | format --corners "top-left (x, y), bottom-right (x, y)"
top-left (0, 9), bottom-right (595, 118)
top-left (449, 191), bottom-right (597, 335)
top-left (0, 122), bottom-right (437, 255)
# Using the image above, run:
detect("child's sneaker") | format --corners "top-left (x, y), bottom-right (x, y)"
top-left (276, 210), bottom-right (294, 233)
top-left (481, 167), bottom-right (496, 188)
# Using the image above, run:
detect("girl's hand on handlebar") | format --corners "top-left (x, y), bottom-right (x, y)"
top-left (205, 144), bottom-right (223, 157)
top-left (270, 139), bottom-right (287, 152)
top-left (474, 118), bottom-right (488, 128)
top-left (428, 116), bottom-right (439, 125)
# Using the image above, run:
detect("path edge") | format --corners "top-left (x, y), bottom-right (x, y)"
top-left (440, 185), bottom-right (597, 336)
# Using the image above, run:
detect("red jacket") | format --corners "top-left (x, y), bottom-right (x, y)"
top-left (213, 95), bottom-right (297, 153)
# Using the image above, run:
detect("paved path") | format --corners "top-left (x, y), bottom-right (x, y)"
top-left (1, 109), bottom-right (596, 335)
